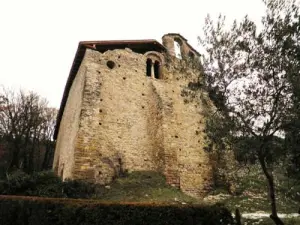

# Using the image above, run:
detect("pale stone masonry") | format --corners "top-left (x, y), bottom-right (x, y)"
top-left (53, 33), bottom-right (213, 198)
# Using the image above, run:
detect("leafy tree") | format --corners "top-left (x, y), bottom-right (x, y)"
top-left (0, 87), bottom-right (56, 173)
top-left (199, 0), bottom-right (299, 224)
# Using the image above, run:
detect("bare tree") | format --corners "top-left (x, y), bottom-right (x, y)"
top-left (0, 87), bottom-right (57, 173)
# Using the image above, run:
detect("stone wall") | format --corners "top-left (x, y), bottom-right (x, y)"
top-left (53, 62), bottom-right (86, 179)
top-left (162, 34), bottom-right (199, 59)
top-left (54, 46), bottom-right (212, 197)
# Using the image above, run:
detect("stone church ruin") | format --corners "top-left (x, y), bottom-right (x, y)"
top-left (53, 33), bottom-right (213, 197)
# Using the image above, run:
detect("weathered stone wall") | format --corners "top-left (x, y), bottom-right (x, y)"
top-left (152, 60), bottom-right (213, 197)
top-left (54, 46), bottom-right (212, 197)
top-left (70, 49), bottom-right (166, 184)
top-left (162, 34), bottom-right (199, 59)
top-left (53, 63), bottom-right (86, 180)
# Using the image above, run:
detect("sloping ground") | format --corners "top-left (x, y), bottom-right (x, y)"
top-left (0, 171), bottom-right (235, 224)
top-left (0, 170), bottom-right (199, 203)
top-left (97, 171), bottom-right (198, 203)
top-left (202, 164), bottom-right (300, 224)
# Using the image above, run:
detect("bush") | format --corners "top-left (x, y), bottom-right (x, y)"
top-left (0, 195), bottom-right (235, 225)
top-left (0, 170), bottom-right (97, 198)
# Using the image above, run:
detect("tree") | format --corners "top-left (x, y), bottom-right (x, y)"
top-left (199, 0), bottom-right (299, 224)
top-left (0, 87), bottom-right (57, 173)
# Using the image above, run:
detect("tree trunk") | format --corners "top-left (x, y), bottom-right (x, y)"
top-left (9, 149), bottom-right (20, 170)
top-left (258, 154), bottom-right (284, 225)
top-left (235, 208), bottom-right (242, 225)
top-left (8, 139), bottom-right (21, 171)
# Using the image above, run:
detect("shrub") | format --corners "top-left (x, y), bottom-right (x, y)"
top-left (0, 170), bottom-right (97, 198)
top-left (0, 195), bottom-right (235, 225)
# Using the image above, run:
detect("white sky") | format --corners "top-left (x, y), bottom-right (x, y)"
top-left (0, 0), bottom-right (265, 108)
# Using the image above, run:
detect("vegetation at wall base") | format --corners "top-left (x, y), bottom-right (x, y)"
top-left (0, 170), bottom-right (198, 203)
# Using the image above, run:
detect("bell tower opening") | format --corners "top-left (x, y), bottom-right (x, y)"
top-left (174, 38), bottom-right (183, 59)
top-left (146, 58), bottom-right (152, 77)
top-left (154, 61), bottom-right (160, 79)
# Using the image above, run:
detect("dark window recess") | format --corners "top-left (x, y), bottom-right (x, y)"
top-left (188, 51), bottom-right (195, 59)
top-left (154, 61), bottom-right (160, 79)
top-left (146, 58), bottom-right (152, 77)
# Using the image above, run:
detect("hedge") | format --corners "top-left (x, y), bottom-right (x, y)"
top-left (0, 195), bottom-right (235, 225)
top-left (0, 171), bottom-right (98, 198)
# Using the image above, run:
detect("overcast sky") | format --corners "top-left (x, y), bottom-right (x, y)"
top-left (0, 0), bottom-right (266, 108)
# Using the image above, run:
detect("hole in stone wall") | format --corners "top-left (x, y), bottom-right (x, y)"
top-left (106, 60), bottom-right (116, 69)
top-left (175, 135), bottom-right (178, 138)
top-left (154, 61), bottom-right (160, 79)
top-left (123, 77), bottom-right (126, 80)
top-left (99, 109), bottom-right (102, 113)
top-left (146, 58), bottom-right (152, 77)
top-left (99, 122), bottom-right (102, 125)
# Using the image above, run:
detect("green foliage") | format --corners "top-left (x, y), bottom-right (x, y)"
top-left (0, 196), bottom-right (234, 225)
top-left (216, 163), bottom-right (300, 214)
top-left (200, 1), bottom-right (300, 223)
top-left (0, 170), bottom-right (96, 198)
top-left (0, 171), bottom-right (197, 203)
top-left (100, 171), bottom-right (196, 203)
top-left (0, 171), bottom-right (235, 225)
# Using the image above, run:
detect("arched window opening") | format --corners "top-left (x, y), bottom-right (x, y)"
top-left (154, 61), bottom-right (160, 79)
top-left (146, 58), bottom-right (152, 77)
top-left (174, 38), bottom-right (183, 59)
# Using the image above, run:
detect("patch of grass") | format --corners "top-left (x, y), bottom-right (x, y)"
top-left (97, 171), bottom-right (197, 203)
top-left (0, 170), bottom-right (199, 204)
top-left (205, 164), bottom-right (300, 214)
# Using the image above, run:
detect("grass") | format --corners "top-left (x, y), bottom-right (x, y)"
top-left (0, 170), bottom-right (199, 204)
top-left (96, 171), bottom-right (197, 203)
top-left (203, 163), bottom-right (300, 224)
top-left (2, 167), bottom-right (300, 224)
